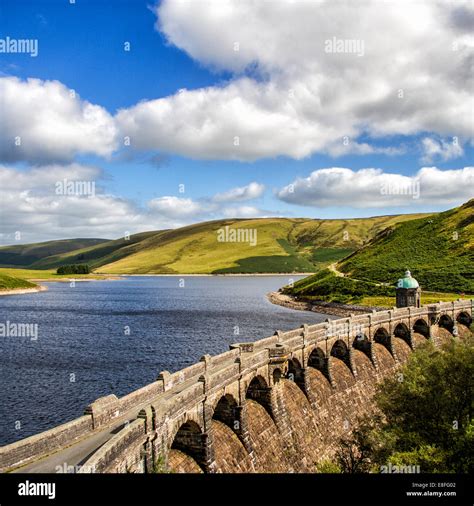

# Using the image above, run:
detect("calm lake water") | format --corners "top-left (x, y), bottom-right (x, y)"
top-left (0, 275), bottom-right (331, 445)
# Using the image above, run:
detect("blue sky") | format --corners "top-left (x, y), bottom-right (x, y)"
top-left (0, 0), bottom-right (473, 242)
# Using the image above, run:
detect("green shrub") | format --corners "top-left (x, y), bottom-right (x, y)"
top-left (56, 264), bottom-right (90, 275)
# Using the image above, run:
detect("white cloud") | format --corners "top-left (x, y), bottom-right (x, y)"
top-left (277, 166), bottom-right (474, 208)
top-left (0, 164), bottom-right (155, 244)
top-left (0, 77), bottom-right (118, 163)
top-left (213, 181), bottom-right (265, 202)
top-left (420, 137), bottom-right (464, 163)
top-left (1, 2), bottom-right (472, 164)
top-left (0, 165), bottom-right (272, 244)
top-left (114, 0), bottom-right (473, 161)
top-left (147, 196), bottom-right (210, 218)
top-left (221, 205), bottom-right (270, 218)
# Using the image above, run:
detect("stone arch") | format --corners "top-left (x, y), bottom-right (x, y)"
top-left (246, 375), bottom-right (272, 419)
top-left (439, 314), bottom-right (454, 333)
top-left (330, 339), bottom-right (350, 362)
top-left (307, 346), bottom-right (326, 370)
top-left (170, 420), bottom-right (206, 471)
top-left (456, 311), bottom-right (472, 328)
top-left (212, 394), bottom-right (239, 431)
top-left (273, 368), bottom-right (283, 384)
top-left (287, 357), bottom-right (306, 396)
top-left (413, 318), bottom-right (430, 339)
top-left (373, 327), bottom-right (392, 355)
top-left (352, 332), bottom-right (372, 361)
top-left (394, 322), bottom-right (411, 347)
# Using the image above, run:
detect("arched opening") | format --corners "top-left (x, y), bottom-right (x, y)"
top-left (394, 322), bottom-right (411, 346)
top-left (287, 358), bottom-right (306, 395)
top-left (246, 376), bottom-right (272, 418)
top-left (413, 319), bottom-right (430, 339)
top-left (213, 394), bottom-right (238, 431)
top-left (171, 420), bottom-right (205, 471)
top-left (273, 368), bottom-right (282, 384)
top-left (374, 327), bottom-right (391, 353)
top-left (457, 311), bottom-right (472, 328)
top-left (352, 332), bottom-right (371, 360)
top-left (331, 339), bottom-right (350, 364)
top-left (439, 314), bottom-right (454, 333)
top-left (307, 347), bottom-right (326, 371)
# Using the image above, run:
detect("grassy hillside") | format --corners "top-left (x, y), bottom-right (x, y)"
top-left (0, 212), bottom-right (430, 276)
top-left (284, 200), bottom-right (474, 301)
top-left (339, 199), bottom-right (474, 293)
top-left (283, 268), bottom-right (395, 304)
top-left (96, 214), bottom-right (428, 274)
top-left (0, 273), bottom-right (37, 291)
top-left (30, 231), bottom-right (159, 269)
top-left (0, 238), bottom-right (107, 267)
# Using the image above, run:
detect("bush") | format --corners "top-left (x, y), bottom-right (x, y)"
top-left (56, 264), bottom-right (90, 275)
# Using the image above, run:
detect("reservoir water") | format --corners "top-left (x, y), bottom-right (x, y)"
top-left (0, 275), bottom-right (331, 445)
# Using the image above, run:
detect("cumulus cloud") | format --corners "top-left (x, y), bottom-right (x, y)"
top-left (0, 165), bottom-right (272, 244)
top-left (1, 2), bottom-right (472, 163)
top-left (113, 0), bottom-right (473, 161)
top-left (420, 137), bottom-right (464, 163)
top-left (0, 164), bottom-right (156, 244)
top-left (147, 196), bottom-right (210, 218)
top-left (220, 205), bottom-right (271, 218)
top-left (213, 181), bottom-right (265, 202)
top-left (277, 166), bottom-right (474, 208)
top-left (0, 77), bottom-right (118, 163)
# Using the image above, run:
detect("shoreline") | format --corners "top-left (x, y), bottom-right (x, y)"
top-left (112, 273), bottom-right (314, 277)
top-left (267, 290), bottom-right (382, 317)
top-left (0, 285), bottom-right (48, 297)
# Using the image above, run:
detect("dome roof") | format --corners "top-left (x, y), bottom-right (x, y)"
top-left (397, 270), bottom-right (419, 289)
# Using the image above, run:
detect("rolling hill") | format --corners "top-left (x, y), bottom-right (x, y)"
top-left (0, 212), bottom-right (433, 275)
top-left (284, 199), bottom-right (474, 300)
top-left (0, 238), bottom-right (108, 267)
top-left (96, 214), bottom-right (430, 274)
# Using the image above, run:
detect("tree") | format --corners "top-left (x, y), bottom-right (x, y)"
top-left (56, 264), bottom-right (90, 275)
top-left (335, 337), bottom-right (474, 473)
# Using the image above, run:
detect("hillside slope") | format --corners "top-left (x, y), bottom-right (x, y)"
top-left (338, 199), bottom-right (473, 293)
top-left (97, 214), bottom-right (429, 274)
top-left (286, 200), bottom-right (473, 298)
top-left (0, 213), bottom-right (430, 275)
top-left (30, 231), bottom-right (159, 269)
top-left (0, 238), bottom-right (107, 267)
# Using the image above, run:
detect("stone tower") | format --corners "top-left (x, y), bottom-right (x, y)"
top-left (396, 270), bottom-right (421, 308)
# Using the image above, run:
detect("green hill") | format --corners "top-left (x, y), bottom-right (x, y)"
top-left (339, 199), bottom-right (474, 293)
top-left (0, 238), bottom-right (108, 267)
top-left (0, 273), bottom-right (37, 291)
top-left (30, 231), bottom-right (159, 269)
top-left (0, 212), bottom-right (430, 276)
top-left (97, 214), bottom-right (428, 274)
top-left (285, 200), bottom-right (474, 300)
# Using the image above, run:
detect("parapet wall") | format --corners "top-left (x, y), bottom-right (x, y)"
top-left (1, 300), bottom-right (472, 473)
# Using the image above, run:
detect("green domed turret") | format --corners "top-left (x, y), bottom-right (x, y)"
top-left (396, 269), bottom-right (421, 308)
top-left (397, 270), bottom-right (419, 289)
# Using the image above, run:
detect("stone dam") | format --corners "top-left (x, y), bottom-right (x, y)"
top-left (0, 300), bottom-right (472, 474)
